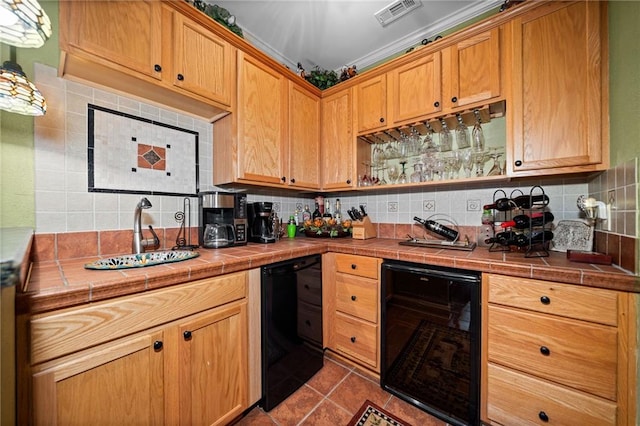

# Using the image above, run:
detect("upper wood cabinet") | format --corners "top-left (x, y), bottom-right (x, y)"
top-left (172, 12), bottom-right (234, 107)
top-left (389, 51), bottom-right (442, 126)
top-left (507, 1), bottom-right (608, 176)
top-left (59, 1), bottom-right (233, 121)
top-left (288, 82), bottom-right (321, 189)
top-left (214, 62), bottom-right (321, 189)
top-left (62, 0), bottom-right (163, 81)
top-left (442, 27), bottom-right (502, 110)
top-left (321, 88), bottom-right (356, 190)
top-left (354, 74), bottom-right (387, 134)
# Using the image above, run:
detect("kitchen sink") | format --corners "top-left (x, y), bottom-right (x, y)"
top-left (84, 250), bottom-right (199, 270)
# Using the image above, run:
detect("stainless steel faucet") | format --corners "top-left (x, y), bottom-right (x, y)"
top-left (133, 197), bottom-right (160, 254)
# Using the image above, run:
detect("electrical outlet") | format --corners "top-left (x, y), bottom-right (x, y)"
top-left (272, 202), bottom-right (281, 212)
top-left (388, 201), bottom-right (398, 212)
top-left (480, 225), bottom-right (493, 245)
top-left (423, 200), bottom-right (435, 212)
top-left (608, 190), bottom-right (615, 207)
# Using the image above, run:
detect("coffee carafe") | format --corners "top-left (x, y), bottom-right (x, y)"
top-left (248, 202), bottom-right (276, 243)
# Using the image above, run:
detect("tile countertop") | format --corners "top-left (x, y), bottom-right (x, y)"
top-left (18, 237), bottom-right (640, 315)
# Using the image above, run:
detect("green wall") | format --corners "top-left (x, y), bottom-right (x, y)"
top-left (609, 1), bottom-right (640, 166)
top-left (0, 1), bottom-right (638, 228)
top-left (0, 1), bottom-right (57, 228)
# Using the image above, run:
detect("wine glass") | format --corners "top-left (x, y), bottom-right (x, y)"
top-left (421, 122), bottom-right (437, 154)
top-left (472, 109), bottom-right (485, 152)
top-left (461, 149), bottom-right (474, 178)
top-left (455, 114), bottom-right (470, 150)
top-left (473, 151), bottom-right (489, 177)
top-left (398, 161), bottom-right (408, 184)
top-left (486, 148), bottom-right (505, 176)
top-left (387, 164), bottom-right (400, 184)
top-left (372, 144), bottom-right (384, 167)
top-left (438, 118), bottom-right (452, 152)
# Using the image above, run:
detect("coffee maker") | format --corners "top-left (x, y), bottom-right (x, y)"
top-left (247, 202), bottom-right (276, 244)
top-left (199, 192), bottom-right (248, 247)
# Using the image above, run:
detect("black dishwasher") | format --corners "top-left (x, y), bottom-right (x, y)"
top-left (261, 255), bottom-right (323, 411)
top-left (381, 260), bottom-right (481, 426)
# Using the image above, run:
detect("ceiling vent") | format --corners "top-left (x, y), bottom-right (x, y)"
top-left (374, 0), bottom-right (423, 27)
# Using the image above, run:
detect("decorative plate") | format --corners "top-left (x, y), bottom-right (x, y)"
top-left (550, 220), bottom-right (593, 252)
top-left (84, 250), bottom-right (200, 270)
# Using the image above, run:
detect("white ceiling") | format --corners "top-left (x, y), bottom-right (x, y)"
top-left (211, 0), bottom-right (504, 72)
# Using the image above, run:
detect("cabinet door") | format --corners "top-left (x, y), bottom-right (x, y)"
top-left (32, 332), bottom-right (164, 426)
top-left (389, 52), bottom-right (442, 124)
top-left (443, 27), bottom-right (501, 109)
top-left (355, 74), bottom-right (387, 134)
top-left (178, 302), bottom-right (247, 426)
top-left (509, 1), bottom-right (606, 174)
top-left (237, 52), bottom-right (287, 185)
top-left (321, 88), bottom-right (355, 190)
top-left (172, 12), bottom-right (234, 106)
top-left (288, 82), bottom-right (321, 189)
top-left (63, 1), bottom-right (162, 80)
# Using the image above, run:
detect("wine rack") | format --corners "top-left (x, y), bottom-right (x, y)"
top-left (487, 185), bottom-right (552, 258)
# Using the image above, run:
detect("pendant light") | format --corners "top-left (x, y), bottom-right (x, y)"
top-left (0, 45), bottom-right (46, 116)
top-left (0, 0), bottom-right (52, 48)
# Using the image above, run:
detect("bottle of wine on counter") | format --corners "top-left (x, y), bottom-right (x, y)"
top-left (334, 199), bottom-right (342, 224)
top-left (322, 199), bottom-right (332, 222)
top-left (500, 212), bottom-right (555, 229)
top-left (485, 230), bottom-right (554, 246)
top-left (302, 205), bottom-right (312, 222)
top-left (414, 216), bottom-right (459, 241)
top-left (483, 194), bottom-right (550, 211)
top-left (312, 203), bottom-right (322, 220)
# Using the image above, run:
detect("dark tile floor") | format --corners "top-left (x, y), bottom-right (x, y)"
top-left (234, 355), bottom-right (447, 426)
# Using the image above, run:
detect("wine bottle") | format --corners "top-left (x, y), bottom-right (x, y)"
top-left (312, 203), bottom-right (322, 220)
top-left (414, 216), bottom-right (459, 241)
top-left (322, 199), bottom-right (332, 222)
top-left (483, 194), bottom-right (550, 211)
top-left (302, 205), bottom-right (312, 222)
top-left (334, 198), bottom-right (342, 224)
top-left (500, 212), bottom-right (555, 229)
top-left (485, 230), bottom-right (554, 246)
top-left (511, 230), bottom-right (554, 247)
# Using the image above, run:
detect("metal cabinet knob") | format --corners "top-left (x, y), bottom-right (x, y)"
top-left (177, 73), bottom-right (184, 81)
top-left (351, 295), bottom-right (357, 301)
top-left (183, 330), bottom-right (192, 340)
top-left (434, 101), bottom-right (440, 108)
top-left (153, 340), bottom-right (163, 351)
top-left (350, 336), bottom-right (356, 343)
top-left (538, 411), bottom-right (549, 422)
top-left (154, 64), bottom-right (162, 72)
top-left (515, 160), bottom-right (523, 167)
top-left (351, 264), bottom-right (357, 269)
top-left (540, 296), bottom-right (551, 305)
top-left (540, 346), bottom-right (550, 356)
top-left (451, 96), bottom-right (458, 103)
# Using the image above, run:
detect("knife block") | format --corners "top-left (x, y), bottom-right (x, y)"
top-left (351, 216), bottom-right (377, 240)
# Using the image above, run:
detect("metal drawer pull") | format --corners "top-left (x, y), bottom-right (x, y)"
top-left (538, 411), bottom-right (549, 422)
top-left (350, 336), bottom-right (356, 343)
top-left (540, 346), bottom-right (550, 356)
top-left (351, 295), bottom-right (357, 301)
top-left (540, 295), bottom-right (551, 305)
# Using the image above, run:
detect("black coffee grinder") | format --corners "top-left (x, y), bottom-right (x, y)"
top-left (247, 202), bottom-right (276, 243)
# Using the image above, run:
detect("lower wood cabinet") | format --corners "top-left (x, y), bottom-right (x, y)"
top-left (481, 274), bottom-right (638, 426)
top-left (24, 272), bottom-right (249, 426)
top-left (323, 253), bottom-right (382, 373)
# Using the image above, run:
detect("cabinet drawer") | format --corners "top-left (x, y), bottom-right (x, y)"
top-left (335, 273), bottom-right (378, 322)
top-left (488, 305), bottom-right (617, 400)
top-left (487, 363), bottom-right (616, 426)
top-left (487, 274), bottom-right (618, 326)
top-left (335, 254), bottom-right (379, 279)
top-left (297, 265), bottom-right (322, 305)
top-left (297, 301), bottom-right (322, 344)
top-left (333, 312), bottom-right (378, 369)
